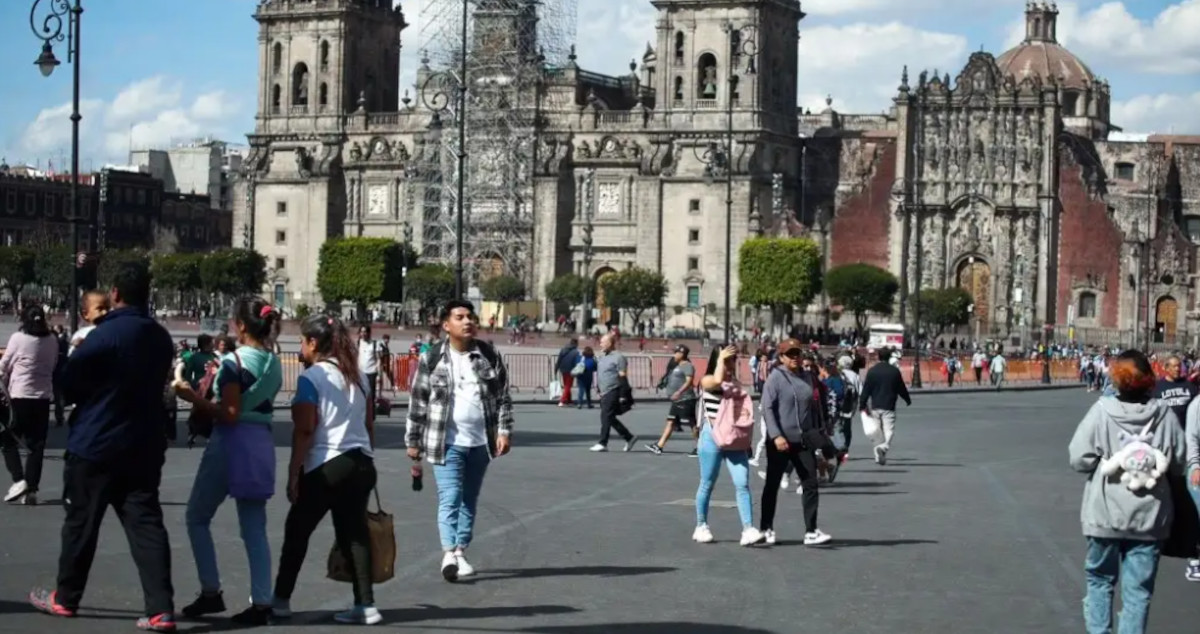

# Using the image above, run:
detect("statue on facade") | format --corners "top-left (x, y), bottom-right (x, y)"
top-left (297, 71), bottom-right (309, 105)
top-left (349, 142), bottom-right (363, 162)
top-left (294, 147), bottom-right (311, 178)
top-left (702, 65), bottom-right (718, 98)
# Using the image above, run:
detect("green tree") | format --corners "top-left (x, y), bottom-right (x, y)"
top-left (199, 248), bottom-right (267, 297)
top-left (544, 273), bottom-right (590, 306)
top-left (317, 237), bottom-right (406, 316)
top-left (151, 252), bottom-right (202, 311)
top-left (911, 287), bottom-right (973, 337)
top-left (480, 275), bottom-right (525, 303)
top-left (405, 263), bottom-right (456, 312)
top-left (825, 263), bottom-right (900, 335)
top-left (33, 244), bottom-right (73, 297)
top-left (0, 246), bottom-right (35, 313)
top-left (738, 237), bottom-right (823, 336)
top-left (598, 267), bottom-right (668, 326)
top-left (96, 249), bottom-right (151, 290)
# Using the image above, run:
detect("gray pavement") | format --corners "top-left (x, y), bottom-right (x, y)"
top-left (1, 392), bottom-right (1199, 632)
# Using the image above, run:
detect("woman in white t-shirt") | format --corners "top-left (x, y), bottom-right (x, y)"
top-left (272, 315), bottom-right (380, 625)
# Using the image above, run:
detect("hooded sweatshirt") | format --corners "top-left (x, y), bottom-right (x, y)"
top-left (1068, 397), bottom-right (1187, 541)
top-left (761, 365), bottom-right (815, 445)
top-left (1183, 397), bottom-right (1200, 472)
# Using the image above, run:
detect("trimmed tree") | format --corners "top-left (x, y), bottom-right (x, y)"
top-left (405, 263), bottom-right (456, 313)
top-left (738, 237), bottom-right (822, 337)
top-left (0, 246), bottom-right (35, 313)
top-left (151, 252), bottom-right (203, 311)
top-left (911, 287), bottom-right (973, 337)
top-left (544, 273), bottom-right (590, 307)
top-left (199, 248), bottom-right (268, 298)
top-left (598, 267), bottom-right (668, 327)
top-left (317, 237), bottom-right (406, 317)
top-left (480, 274), bottom-right (526, 303)
top-left (825, 263), bottom-right (899, 335)
top-left (96, 249), bottom-right (151, 290)
top-left (33, 244), bottom-right (74, 298)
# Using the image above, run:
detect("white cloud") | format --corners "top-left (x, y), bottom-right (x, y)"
top-left (15, 77), bottom-right (241, 167)
top-left (1112, 91), bottom-right (1200, 136)
top-left (797, 22), bottom-right (968, 113)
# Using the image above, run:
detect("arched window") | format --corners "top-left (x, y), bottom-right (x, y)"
top-left (697, 53), bottom-right (718, 99)
top-left (318, 82), bottom-right (328, 108)
top-left (292, 62), bottom-right (310, 107)
top-left (674, 32), bottom-right (685, 64)
top-left (319, 40), bottom-right (330, 71)
top-left (272, 42), bottom-right (283, 75)
top-left (730, 75), bottom-right (740, 104)
top-left (1062, 91), bottom-right (1080, 116)
top-left (1078, 292), bottom-right (1097, 319)
top-left (271, 84), bottom-right (281, 114)
top-left (673, 76), bottom-right (684, 102)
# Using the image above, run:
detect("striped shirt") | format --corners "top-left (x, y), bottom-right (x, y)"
top-left (701, 389), bottom-right (721, 424)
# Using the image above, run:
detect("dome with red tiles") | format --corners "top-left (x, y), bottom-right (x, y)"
top-left (997, 2), bottom-right (1096, 90)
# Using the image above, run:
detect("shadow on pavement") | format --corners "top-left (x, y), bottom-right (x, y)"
top-left (509, 431), bottom-right (606, 447)
top-left (519, 623), bottom-right (777, 634)
top-left (885, 459), bottom-right (965, 467)
top-left (381, 604), bottom-right (581, 623)
top-left (820, 490), bottom-right (908, 496)
top-left (823, 481), bottom-right (896, 489)
top-left (461, 565), bottom-right (675, 584)
top-left (774, 538), bottom-right (938, 549)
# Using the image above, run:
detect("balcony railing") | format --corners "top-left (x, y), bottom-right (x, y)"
top-left (290, 105), bottom-right (308, 115)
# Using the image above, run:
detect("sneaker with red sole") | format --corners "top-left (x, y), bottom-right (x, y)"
top-left (29, 588), bottom-right (75, 618)
top-left (137, 613), bottom-right (177, 632)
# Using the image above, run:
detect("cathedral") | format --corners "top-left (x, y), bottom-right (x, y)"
top-left (236, 0), bottom-right (1200, 348)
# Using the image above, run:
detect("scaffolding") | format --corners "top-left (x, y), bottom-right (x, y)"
top-left (415, 0), bottom-right (577, 292)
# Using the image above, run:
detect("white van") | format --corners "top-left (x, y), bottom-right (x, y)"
top-left (867, 323), bottom-right (905, 352)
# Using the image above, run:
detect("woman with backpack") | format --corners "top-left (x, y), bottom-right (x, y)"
top-left (692, 344), bottom-right (765, 547)
top-left (575, 347), bottom-right (597, 409)
top-left (758, 338), bottom-right (833, 546)
top-left (174, 297), bottom-right (284, 626)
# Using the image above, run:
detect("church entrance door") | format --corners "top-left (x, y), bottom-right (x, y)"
top-left (594, 267), bottom-right (617, 329)
top-left (957, 259), bottom-right (991, 334)
top-left (1155, 296), bottom-right (1178, 344)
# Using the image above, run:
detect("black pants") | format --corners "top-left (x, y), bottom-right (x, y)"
top-left (275, 449), bottom-right (377, 605)
top-left (1, 398), bottom-right (51, 492)
top-left (974, 367), bottom-right (983, 384)
top-left (598, 390), bottom-right (633, 446)
top-left (52, 376), bottom-right (65, 426)
top-left (57, 451), bottom-right (174, 615)
top-left (365, 373), bottom-right (378, 404)
top-left (947, 371), bottom-right (956, 387)
top-left (760, 441), bottom-right (819, 534)
top-left (836, 415), bottom-right (853, 451)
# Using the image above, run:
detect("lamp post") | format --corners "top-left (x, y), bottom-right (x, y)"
top-left (417, 0), bottom-right (469, 300)
top-left (689, 23), bottom-right (756, 343)
top-left (30, 0), bottom-right (84, 332)
top-left (578, 168), bottom-right (595, 335)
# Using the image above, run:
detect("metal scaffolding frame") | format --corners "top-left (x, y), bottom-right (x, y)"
top-left (416, 0), bottom-right (576, 293)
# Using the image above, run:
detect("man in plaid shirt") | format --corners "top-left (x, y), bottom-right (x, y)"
top-left (406, 300), bottom-right (513, 582)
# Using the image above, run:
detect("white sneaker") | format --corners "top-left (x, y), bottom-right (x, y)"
top-left (623, 435), bottom-right (639, 452)
top-left (804, 529), bottom-right (832, 546)
top-left (334, 605), bottom-right (383, 625)
top-left (455, 551), bottom-right (475, 578)
top-left (873, 445), bottom-right (884, 465)
top-left (5, 480), bottom-right (27, 503)
top-left (740, 527), bottom-right (766, 547)
top-left (692, 524), bottom-right (714, 544)
top-left (757, 470), bottom-right (767, 480)
top-left (763, 529), bottom-right (777, 545)
top-left (748, 457), bottom-right (760, 467)
top-left (589, 443), bottom-right (608, 452)
top-left (271, 598), bottom-right (292, 619)
top-left (795, 484), bottom-right (804, 495)
top-left (441, 551), bottom-right (459, 582)
top-left (780, 475), bottom-right (789, 490)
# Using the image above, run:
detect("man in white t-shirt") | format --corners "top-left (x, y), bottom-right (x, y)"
top-left (989, 353), bottom-right (1007, 389)
top-left (971, 350), bottom-right (987, 385)
top-left (357, 326), bottom-right (382, 403)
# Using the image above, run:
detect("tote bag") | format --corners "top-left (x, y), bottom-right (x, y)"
top-left (328, 488), bottom-right (396, 584)
top-left (223, 423), bottom-right (276, 501)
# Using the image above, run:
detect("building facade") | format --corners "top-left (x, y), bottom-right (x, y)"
top-left (242, 0), bottom-right (1199, 345)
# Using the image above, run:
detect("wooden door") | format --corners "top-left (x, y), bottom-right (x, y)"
top-left (1156, 296), bottom-right (1178, 343)
top-left (957, 260), bottom-right (991, 330)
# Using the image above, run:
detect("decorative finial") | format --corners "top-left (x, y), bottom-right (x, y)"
top-left (898, 65), bottom-right (910, 93)
top-left (630, 59), bottom-right (637, 73)
top-left (401, 90), bottom-right (411, 108)
top-left (825, 94), bottom-right (833, 107)
top-left (569, 44), bottom-right (577, 63)
top-left (420, 49), bottom-right (430, 69)
top-left (357, 91), bottom-right (366, 111)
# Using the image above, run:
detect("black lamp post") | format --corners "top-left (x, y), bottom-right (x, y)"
top-left (578, 168), bottom-right (595, 335)
top-left (30, 0), bottom-right (84, 332)
top-left (691, 23), bottom-right (757, 344)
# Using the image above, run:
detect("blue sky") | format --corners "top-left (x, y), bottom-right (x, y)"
top-left (2, 0), bottom-right (1198, 169)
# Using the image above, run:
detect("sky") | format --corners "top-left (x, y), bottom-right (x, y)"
top-left (1, 0), bottom-right (1199, 170)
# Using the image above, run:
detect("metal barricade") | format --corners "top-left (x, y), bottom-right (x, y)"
top-left (504, 353), bottom-right (553, 393)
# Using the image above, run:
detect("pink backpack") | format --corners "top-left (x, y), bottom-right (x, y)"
top-left (700, 382), bottom-right (755, 451)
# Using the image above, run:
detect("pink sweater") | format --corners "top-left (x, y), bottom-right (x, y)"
top-left (0, 332), bottom-right (59, 399)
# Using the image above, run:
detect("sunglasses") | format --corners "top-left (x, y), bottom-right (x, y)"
top-left (782, 350), bottom-right (802, 358)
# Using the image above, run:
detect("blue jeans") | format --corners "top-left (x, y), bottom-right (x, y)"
top-left (1083, 537), bottom-right (1159, 634)
top-left (432, 445), bottom-right (491, 551)
top-left (576, 376), bottom-right (593, 408)
top-left (186, 428), bottom-right (273, 605)
top-left (694, 426), bottom-right (753, 528)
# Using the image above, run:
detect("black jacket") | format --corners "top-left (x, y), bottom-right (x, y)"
top-left (556, 345), bottom-right (579, 374)
top-left (861, 362), bottom-right (912, 411)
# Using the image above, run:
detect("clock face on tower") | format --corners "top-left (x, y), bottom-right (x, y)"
top-left (368, 186), bottom-right (387, 215)
top-left (373, 139), bottom-right (387, 157)
top-left (603, 138), bottom-right (616, 153)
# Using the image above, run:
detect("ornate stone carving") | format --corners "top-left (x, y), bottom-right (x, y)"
top-left (949, 201), bottom-right (994, 258)
top-left (350, 142), bottom-right (364, 162)
top-left (577, 140), bottom-right (594, 159)
top-left (294, 148), bottom-right (312, 179)
top-left (597, 183), bottom-right (621, 216)
top-left (367, 185), bottom-right (387, 216)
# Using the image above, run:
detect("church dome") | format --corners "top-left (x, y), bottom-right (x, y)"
top-left (996, 2), bottom-right (1096, 90)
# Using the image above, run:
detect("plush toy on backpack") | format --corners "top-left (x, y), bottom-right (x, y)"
top-left (1100, 424), bottom-right (1168, 492)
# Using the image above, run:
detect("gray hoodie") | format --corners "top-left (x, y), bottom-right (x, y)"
top-left (1068, 397), bottom-right (1187, 541)
top-left (1184, 397), bottom-right (1200, 472)
top-left (761, 365), bottom-right (815, 445)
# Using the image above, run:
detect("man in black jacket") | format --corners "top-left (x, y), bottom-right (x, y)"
top-left (29, 262), bottom-right (177, 631)
top-left (556, 338), bottom-right (580, 407)
top-left (860, 348), bottom-right (911, 466)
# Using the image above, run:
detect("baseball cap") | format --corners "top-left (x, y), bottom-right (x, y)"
top-left (674, 344), bottom-right (690, 356)
top-left (779, 338), bottom-right (802, 354)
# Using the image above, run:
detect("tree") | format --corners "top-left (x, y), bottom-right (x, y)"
top-left (911, 287), bottom-right (972, 337)
top-left (738, 237), bottom-right (822, 336)
top-left (480, 275), bottom-right (525, 303)
top-left (405, 263), bottom-right (456, 312)
top-left (598, 267), bottom-right (668, 326)
top-left (33, 244), bottom-right (73, 298)
top-left (96, 250), bottom-right (151, 290)
top-left (199, 248), bottom-right (267, 297)
top-left (317, 237), bottom-right (405, 317)
top-left (0, 246), bottom-right (35, 313)
top-left (825, 263), bottom-right (900, 335)
top-left (544, 273), bottom-right (590, 306)
top-left (151, 252), bottom-right (202, 311)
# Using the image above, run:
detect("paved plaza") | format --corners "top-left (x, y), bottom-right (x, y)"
top-left (0, 390), bottom-right (1198, 633)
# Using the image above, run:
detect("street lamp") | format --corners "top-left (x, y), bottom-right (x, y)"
top-left (578, 169), bottom-right (596, 335)
top-left (690, 22), bottom-right (757, 343)
top-left (30, 0), bottom-right (85, 332)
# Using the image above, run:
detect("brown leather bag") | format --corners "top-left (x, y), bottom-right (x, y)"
top-left (326, 488), bottom-right (395, 584)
